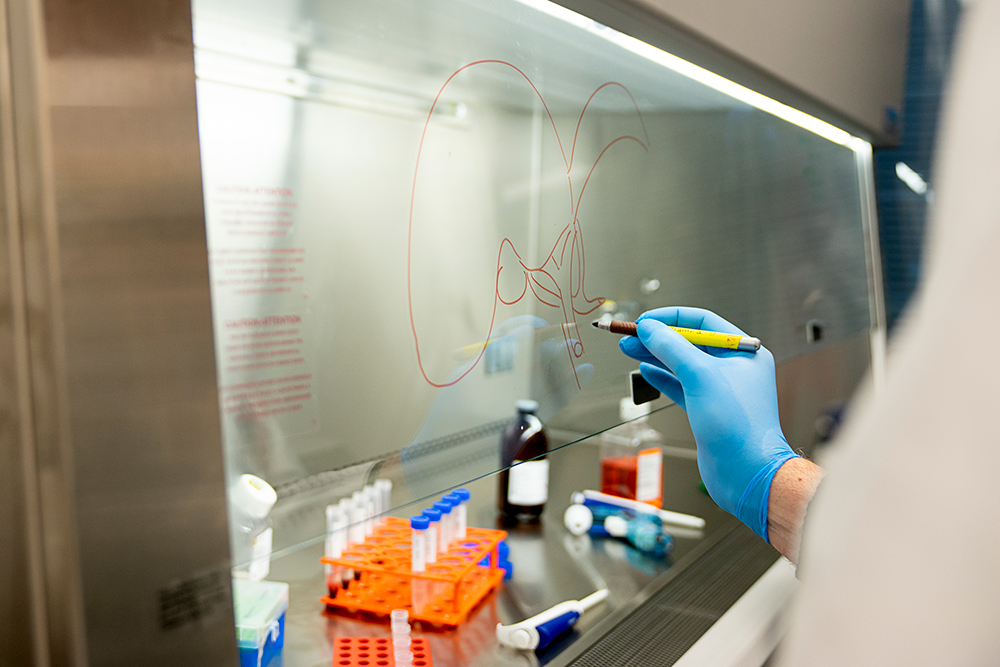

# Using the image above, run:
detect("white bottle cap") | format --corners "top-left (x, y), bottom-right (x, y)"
top-left (230, 474), bottom-right (277, 519)
top-left (604, 515), bottom-right (629, 538)
top-left (619, 397), bottom-right (651, 422)
top-left (515, 399), bottom-right (539, 414)
top-left (563, 504), bottom-right (594, 536)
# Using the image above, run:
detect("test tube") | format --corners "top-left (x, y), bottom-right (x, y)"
top-left (391, 609), bottom-right (412, 665)
top-left (360, 486), bottom-right (375, 536)
top-left (325, 505), bottom-right (346, 595)
top-left (433, 501), bottom-right (452, 552)
top-left (375, 479), bottom-right (393, 524)
top-left (390, 609), bottom-right (410, 636)
top-left (350, 492), bottom-right (367, 544)
top-left (442, 493), bottom-right (461, 542)
top-left (453, 488), bottom-right (470, 539)
top-left (410, 516), bottom-right (429, 612)
top-left (338, 498), bottom-right (356, 585)
top-left (421, 508), bottom-right (441, 564)
top-left (410, 516), bottom-right (428, 573)
top-left (365, 484), bottom-right (379, 528)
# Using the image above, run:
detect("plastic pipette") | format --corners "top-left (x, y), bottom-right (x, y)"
top-left (576, 490), bottom-right (705, 529)
top-left (496, 589), bottom-right (609, 651)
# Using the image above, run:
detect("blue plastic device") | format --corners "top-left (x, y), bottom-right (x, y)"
top-left (495, 589), bottom-right (609, 651)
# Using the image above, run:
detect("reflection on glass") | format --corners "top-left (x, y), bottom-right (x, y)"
top-left (191, 0), bottom-right (872, 565)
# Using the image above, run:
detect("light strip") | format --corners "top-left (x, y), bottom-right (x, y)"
top-left (516, 0), bottom-right (868, 151)
top-left (895, 161), bottom-right (928, 195)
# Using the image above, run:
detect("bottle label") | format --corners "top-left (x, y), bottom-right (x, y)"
top-left (507, 460), bottom-right (549, 506)
top-left (249, 527), bottom-right (273, 581)
top-left (636, 448), bottom-right (663, 505)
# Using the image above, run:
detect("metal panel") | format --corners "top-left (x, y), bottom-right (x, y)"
top-left (2, 0), bottom-right (87, 663)
top-left (1, 1), bottom-right (45, 663)
top-left (567, 525), bottom-right (778, 667)
top-left (555, 0), bottom-right (891, 145)
top-left (627, 0), bottom-right (912, 144)
top-left (4, 0), bottom-right (239, 664)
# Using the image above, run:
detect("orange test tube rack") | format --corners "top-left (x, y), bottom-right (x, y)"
top-left (333, 637), bottom-right (433, 667)
top-left (321, 517), bottom-right (506, 627)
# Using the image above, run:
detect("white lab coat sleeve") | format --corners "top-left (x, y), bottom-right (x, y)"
top-left (777, 0), bottom-right (1000, 664)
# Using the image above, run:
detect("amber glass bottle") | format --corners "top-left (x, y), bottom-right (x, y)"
top-left (497, 400), bottom-right (549, 524)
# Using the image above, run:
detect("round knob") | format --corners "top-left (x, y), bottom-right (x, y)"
top-left (512, 628), bottom-right (533, 649)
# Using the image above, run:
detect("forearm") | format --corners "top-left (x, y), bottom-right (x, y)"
top-left (767, 457), bottom-right (823, 564)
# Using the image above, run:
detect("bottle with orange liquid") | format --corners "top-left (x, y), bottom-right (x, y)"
top-left (600, 398), bottom-right (664, 507)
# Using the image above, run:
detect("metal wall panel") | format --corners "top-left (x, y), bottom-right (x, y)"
top-left (2, 0), bottom-right (87, 663)
top-left (626, 0), bottom-right (911, 143)
top-left (1, 2), bottom-right (43, 662)
top-left (4, 0), bottom-right (239, 664)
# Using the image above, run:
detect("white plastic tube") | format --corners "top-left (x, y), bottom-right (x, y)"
top-left (350, 492), bottom-right (367, 543)
top-left (579, 490), bottom-right (706, 529)
top-left (453, 488), bottom-right (470, 539)
top-left (410, 517), bottom-right (428, 573)
top-left (375, 479), bottom-right (393, 524)
top-left (422, 509), bottom-right (440, 564)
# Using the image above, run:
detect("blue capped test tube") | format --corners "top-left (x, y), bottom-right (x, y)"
top-left (453, 488), bottom-right (470, 539)
top-left (421, 508), bottom-right (441, 564)
top-left (433, 501), bottom-right (453, 552)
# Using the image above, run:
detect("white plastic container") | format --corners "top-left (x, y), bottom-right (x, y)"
top-left (230, 474), bottom-right (277, 581)
top-left (233, 579), bottom-right (288, 667)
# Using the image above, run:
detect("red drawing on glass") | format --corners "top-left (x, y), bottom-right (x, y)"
top-left (409, 60), bottom-right (649, 388)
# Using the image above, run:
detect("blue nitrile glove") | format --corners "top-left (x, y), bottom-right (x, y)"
top-left (618, 307), bottom-right (799, 542)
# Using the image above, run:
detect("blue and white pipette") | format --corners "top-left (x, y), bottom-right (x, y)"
top-left (574, 490), bottom-right (706, 529)
top-left (496, 589), bottom-right (609, 651)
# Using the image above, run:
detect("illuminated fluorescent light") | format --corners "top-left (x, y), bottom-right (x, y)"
top-left (516, 0), bottom-right (867, 151)
top-left (895, 162), bottom-right (928, 195)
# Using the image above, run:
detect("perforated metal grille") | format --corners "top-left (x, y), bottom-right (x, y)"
top-left (569, 525), bottom-right (779, 667)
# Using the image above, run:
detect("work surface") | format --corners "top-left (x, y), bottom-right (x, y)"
top-left (268, 440), bottom-right (737, 667)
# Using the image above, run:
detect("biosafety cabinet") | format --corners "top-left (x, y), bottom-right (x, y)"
top-left (1, 0), bottom-right (890, 665)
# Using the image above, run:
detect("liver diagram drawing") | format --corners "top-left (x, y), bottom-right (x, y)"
top-left (408, 60), bottom-right (649, 390)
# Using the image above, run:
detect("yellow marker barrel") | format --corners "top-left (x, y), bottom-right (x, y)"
top-left (670, 326), bottom-right (760, 352)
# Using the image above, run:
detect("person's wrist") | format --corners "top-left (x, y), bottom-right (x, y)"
top-left (734, 446), bottom-right (799, 542)
top-left (766, 457), bottom-right (823, 564)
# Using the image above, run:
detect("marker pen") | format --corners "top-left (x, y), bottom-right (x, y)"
top-left (592, 320), bottom-right (760, 352)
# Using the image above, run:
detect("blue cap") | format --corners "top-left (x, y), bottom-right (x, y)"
top-left (410, 515), bottom-right (430, 530)
top-left (422, 508), bottom-right (442, 522)
top-left (454, 488), bottom-right (470, 502)
top-left (498, 540), bottom-right (510, 559)
top-left (433, 501), bottom-right (452, 515)
top-left (442, 493), bottom-right (460, 507)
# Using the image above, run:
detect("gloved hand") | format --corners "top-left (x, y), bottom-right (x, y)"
top-left (619, 307), bottom-right (799, 541)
